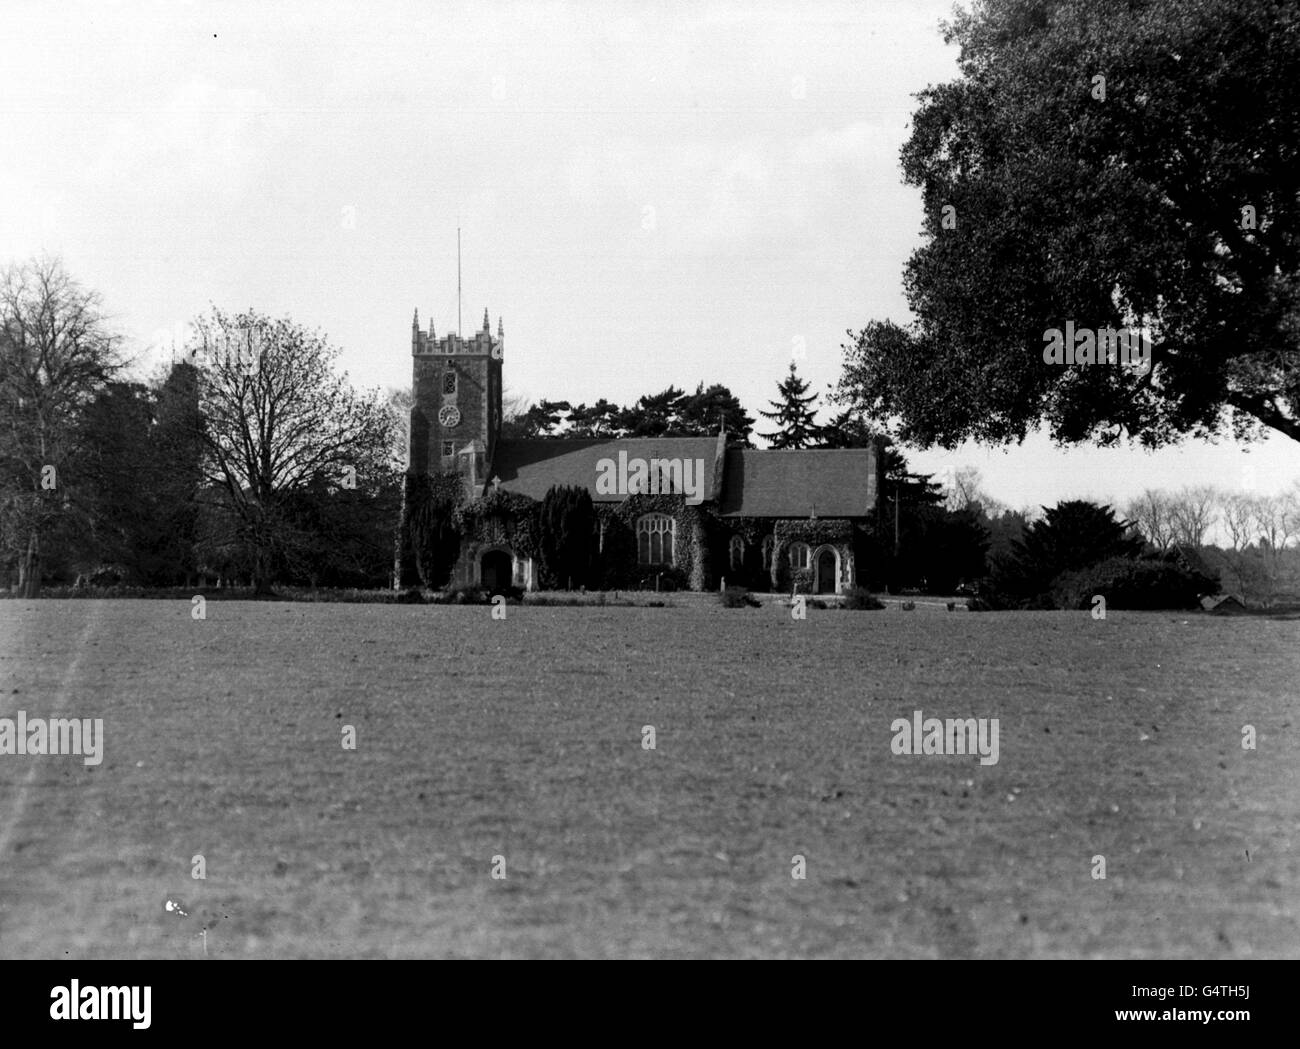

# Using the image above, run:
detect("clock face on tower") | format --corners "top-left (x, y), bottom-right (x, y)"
top-left (438, 405), bottom-right (461, 428)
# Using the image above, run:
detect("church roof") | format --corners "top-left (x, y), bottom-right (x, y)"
top-left (717, 448), bottom-right (878, 518)
top-left (491, 438), bottom-right (879, 518)
top-left (492, 437), bottom-right (722, 502)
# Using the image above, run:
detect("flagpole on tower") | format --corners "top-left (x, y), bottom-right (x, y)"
top-left (457, 226), bottom-right (462, 336)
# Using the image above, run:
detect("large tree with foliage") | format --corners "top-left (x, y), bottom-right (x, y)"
top-left (566, 399), bottom-right (624, 438)
top-left (837, 0), bottom-right (1300, 449)
top-left (502, 383), bottom-right (752, 443)
top-left (0, 257), bottom-right (122, 594)
top-left (185, 307), bottom-right (397, 592)
top-left (70, 362), bottom-right (205, 585)
top-left (676, 383), bottom-right (754, 444)
top-left (505, 399), bottom-right (573, 439)
top-left (616, 386), bottom-right (687, 438)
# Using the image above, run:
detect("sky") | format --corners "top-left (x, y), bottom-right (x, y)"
top-left (3, 0), bottom-right (1296, 515)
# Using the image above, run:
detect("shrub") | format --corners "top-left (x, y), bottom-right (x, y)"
top-left (966, 596), bottom-right (994, 611)
top-left (842, 586), bottom-right (885, 610)
top-left (992, 500), bottom-right (1145, 604)
top-left (522, 592), bottom-right (666, 607)
top-left (720, 586), bottom-right (761, 608)
top-left (395, 589), bottom-right (424, 604)
top-left (1051, 556), bottom-right (1217, 611)
top-left (901, 600), bottom-right (916, 611)
top-left (442, 583), bottom-right (489, 605)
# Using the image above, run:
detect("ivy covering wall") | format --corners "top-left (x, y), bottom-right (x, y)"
top-left (594, 494), bottom-right (713, 590)
top-left (454, 488), bottom-right (540, 561)
top-left (396, 474), bottom-right (867, 594)
top-left (395, 471), bottom-right (466, 588)
top-left (771, 519), bottom-right (857, 593)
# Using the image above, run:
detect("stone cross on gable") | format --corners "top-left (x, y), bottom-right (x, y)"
top-left (490, 476), bottom-right (502, 492)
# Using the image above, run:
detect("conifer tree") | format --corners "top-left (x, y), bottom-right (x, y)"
top-left (758, 362), bottom-right (821, 448)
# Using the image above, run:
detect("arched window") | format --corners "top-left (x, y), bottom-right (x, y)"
top-left (637, 513), bottom-right (675, 565)
top-left (729, 535), bottom-right (745, 571)
top-left (443, 371), bottom-right (457, 395)
top-left (788, 542), bottom-right (811, 570)
top-left (761, 535), bottom-right (774, 570)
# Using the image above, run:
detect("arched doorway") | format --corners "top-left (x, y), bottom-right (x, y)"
top-left (480, 549), bottom-right (513, 591)
top-left (815, 548), bottom-right (838, 594)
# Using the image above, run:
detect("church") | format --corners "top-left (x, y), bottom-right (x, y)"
top-left (396, 307), bottom-right (885, 594)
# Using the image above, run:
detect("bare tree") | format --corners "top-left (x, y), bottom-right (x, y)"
top-left (186, 307), bottom-right (397, 593)
top-left (385, 386), bottom-right (414, 469)
top-left (1218, 491), bottom-right (1258, 553)
top-left (1125, 489), bottom-right (1175, 552)
top-left (1167, 486), bottom-right (1219, 549)
top-left (502, 388), bottom-right (530, 426)
top-left (0, 257), bottom-right (122, 595)
top-left (942, 465), bottom-right (1006, 516)
top-left (1254, 491), bottom-right (1297, 561)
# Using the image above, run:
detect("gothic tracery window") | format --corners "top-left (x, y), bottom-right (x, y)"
top-left (637, 513), bottom-right (675, 565)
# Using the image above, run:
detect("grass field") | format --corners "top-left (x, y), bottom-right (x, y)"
top-left (0, 598), bottom-right (1296, 958)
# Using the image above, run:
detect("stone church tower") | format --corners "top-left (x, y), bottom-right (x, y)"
top-left (409, 306), bottom-right (503, 495)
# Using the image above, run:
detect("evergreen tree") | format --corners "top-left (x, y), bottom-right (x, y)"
top-left (403, 473), bottom-right (461, 588)
top-left (677, 383), bottom-right (754, 445)
top-left (540, 484), bottom-right (594, 589)
top-left (506, 399), bottom-right (571, 439)
top-left (992, 500), bottom-right (1145, 605)
top-left (614, 387), bottom-right (686, 438)
top-left (567, 399), bottom-right (624, 438)
top-left (759, 363), bottom-right (821, 448)
top-left (818, 407), bottom-right (877, 449)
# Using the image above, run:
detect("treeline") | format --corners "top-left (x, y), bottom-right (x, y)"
top-left (505, 384), bottom-right (756, 443)
top-left (1, 258), bottom-right (401, 595)
top-left (1125, 485), bottom-right (1300, 607)
top-left (505, 360), bottom-right (883, 451)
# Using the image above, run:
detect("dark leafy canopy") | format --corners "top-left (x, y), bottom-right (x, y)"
top-left (539, 484), bottom-right (594, 589)
top-left (503, 383), bottom-right (754, 444)
top-left (993, 499), bottom-right (1144, 600)
top-left (818, 407), bottom-right (879, 449)
top-left (404, 473), bottom-right (461, 588)
top-left (73, 378), bottom-right (204, 584)
top-left (506, 399), bottom-right (573, 439)
top-left (837, 0), bottom-right (1300, 448)
top-left (677, 383), bottom-right (754, 443)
